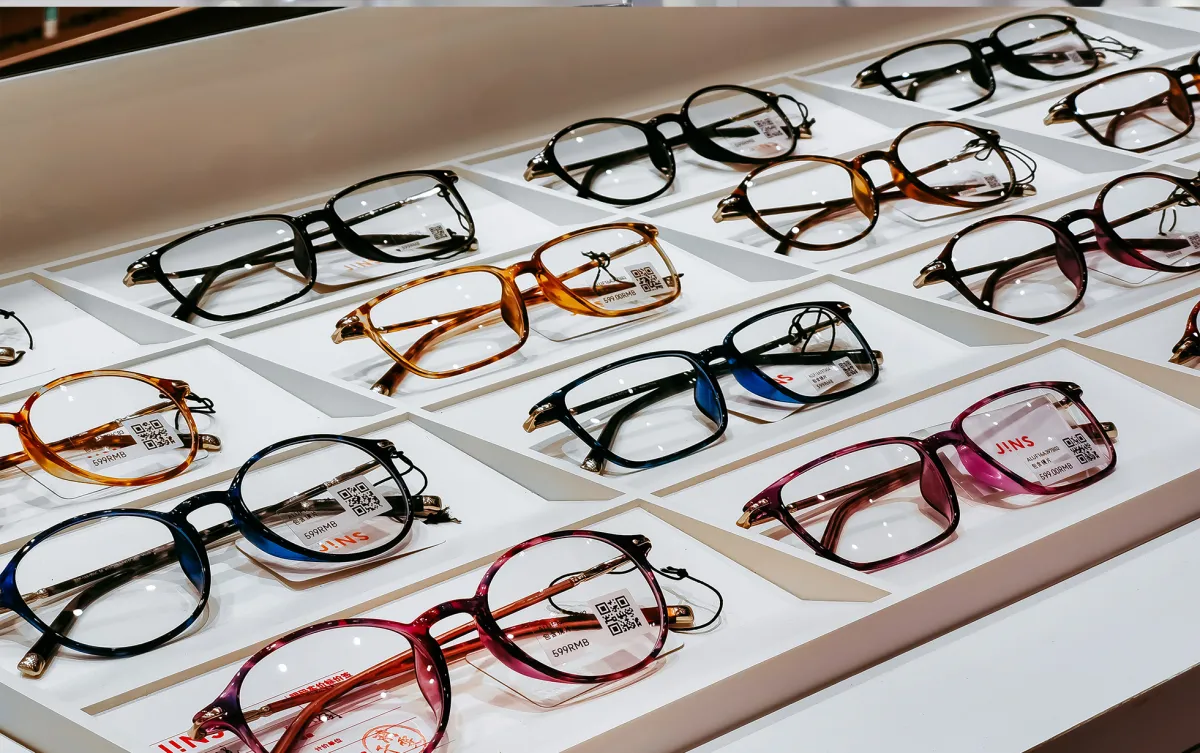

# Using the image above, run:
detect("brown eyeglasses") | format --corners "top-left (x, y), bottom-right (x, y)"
top-left (332, 222), bottom-right (682, 396)
top-left (713, 121), bottom-right (1037, 253)
top-left (1045, 51), bottom-right (1200, 153)
top-left (0, 369), bottom-right (220, 489)
top-left (1171, 297), bottom-right (1200, 365)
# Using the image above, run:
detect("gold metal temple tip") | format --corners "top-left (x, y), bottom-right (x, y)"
top-left (331, 314), bottom-right (365, 344)
top-left (872, 350), bottom-right (884, 365)
top-left (523, 403), bottom-right (553, 432)
top-left (199, 434), bottom-right (222, 452)
top-left (523, 164), bottom-right (537, 182)
top-left (580, 457), bottom-right (601, 473)
top-left (123, 260), bottom-right (151, 287)
top-left (1101, 421), bottom-right (1118, 441)
top-left (0, 347), bottom-right (18, 365)
top-left (371, 381), bottom-right (396, 398)
top-left (735, 510), bottom-right (754, 529)
top-left (667, 605), bottom-right (695, 629)
top-left (17, 652), bottom-right (46, 678)
top-left (913, 260), bottom-right (946, 289)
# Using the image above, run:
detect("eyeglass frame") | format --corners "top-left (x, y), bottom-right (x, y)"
top-left (914, 171), bottom-right (1200, 324)
top-left (1170, 296), bottom-right (1200, 365)
top-left (0, 308), bottom-right (33, 367)
top-left (524, 84), bottom-right (815, 206)
top-left (1044, 51), bottom-right (1200, 153)
top-left (332, 222), bottom-right (682, 396)
top-left (713, 120), bottom-right (1036, 253)
top-left (123, 170), bottom-right (477, 323)
top-left (523, 301), bottom-right (881, 473)
top-left (737, 381), bottom-right (1118, 572)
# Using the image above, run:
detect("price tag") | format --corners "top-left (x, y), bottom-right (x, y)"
top-left (958, 172), bottom-right (1004, 198)
top-left (967, 399), bottom-right (1107, 485)
top-left (283, 475), bottom-right (390, 547)
top-left (81, 416), bottom-right (183, 471)
top-left (807, 357), bottom-right (858, 393)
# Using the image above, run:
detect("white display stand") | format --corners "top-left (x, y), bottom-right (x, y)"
top-left (3, 7), bottom-right (1200, 753)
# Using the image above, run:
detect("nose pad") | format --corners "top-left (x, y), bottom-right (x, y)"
top-left (1167, 83), bottom-right (1192, 124)
top-left (411, 640), bottom-right (445, 719)
top-left (692, 373), bottom-right (723, 425)
top-left (850, 171), bottom-right (876, 219)
top-left (479, 630), bottom-right (549, 681)
top-left (647, 137), bottom-right (674, 175)
top-left (968, 57), bottom-right (993, 92)
top-left (956, 444), bottom-right (1028, 494)
top-left (918, 457), bottom-right (954, 524)
top-left (498, 284), bottom-right (526, 334)
top-left (170, 527), bottom-right (207, 593)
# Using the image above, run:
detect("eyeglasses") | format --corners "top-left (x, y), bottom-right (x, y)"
top-left (713, 121), bottom-right (1038, 252)
top-left (523, 302), bottom-right (881, 473)
top-left (914, 172), bottom-right (1200, 324)
top-left (0, 434), bottom-right (455, 678)
top-left (332, 222), bottom-right (682, 396)
top-left (123, 171), bottom-right (477, 323)
top-left (0, 308), bottom-right (32, 366)
top-left (1045, 52), bottom-right (1200, 153)
top-left (738, 381), bottom-right (1117, 571)
top-left (0, 369), bottom-right (220, 490)
top-left (524, 85), bottom-right (815, 206)
top-left (854, 14), bottom-right (1141, 111)
top-left (187, 530), bottom-right (718, 753)
top-left (1170, 297), bottom-right (1200, 365)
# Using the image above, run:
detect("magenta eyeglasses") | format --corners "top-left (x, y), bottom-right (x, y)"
top-left (738, 381), bottom-right (1118, 571)
top-left (187, 530), bottom-right (709, 753)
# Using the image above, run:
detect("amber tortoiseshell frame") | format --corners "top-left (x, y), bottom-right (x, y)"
top-left (332, 222), bottom-right (682, 396)
top-left (1170, 297), bottom-right (1200, 365)
top-left (0, 369), bottom-right (219, 488)
top-left (1044, 51), bottom-right (1200, 153)
top-left (713, 121), bottom-right (1035, 253)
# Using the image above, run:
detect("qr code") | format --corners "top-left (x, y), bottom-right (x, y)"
top-left (593, 594), bottom-right (642, 637)
top-left (627, 265), bottom-right (665, 293)
top-left (130, 418), bottom-right (175, 450)
top-left (1063, 432), bottom-right (1100, 465)
top-left (753, 116), bottom-right (784, 139)
top-left (426, 223), bottom-right (449, 241)
top-left (335, 481), bottom-right (384, 517)
top-left (834, 357), bottom-right (858, 379)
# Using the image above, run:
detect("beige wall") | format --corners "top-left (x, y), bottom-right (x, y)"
top-left (0, 7), bottom-right (1001, 272)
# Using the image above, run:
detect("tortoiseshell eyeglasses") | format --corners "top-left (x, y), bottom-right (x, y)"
top-left (333, 222), bottom-right (682, 396)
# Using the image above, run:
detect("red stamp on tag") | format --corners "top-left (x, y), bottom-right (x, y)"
top-left (362, 724), bottom-right (427, 753)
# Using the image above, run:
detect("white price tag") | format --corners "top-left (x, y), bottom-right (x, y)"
top-left (392, 222), bottom-right (450, 253)
top-left (594, 264), bottom-right (669, 309)
top-left (585, 588), bottom-right (656, 643)
top-left (959, 172), bottom-right (1004, 198)
top-left (283, 474), bottom-right (390, 546)
top-left (1164, 231), bottom-right (1200, 259)
top-left (807, 356), bottom-right (858, 393)
top-left (969, 401), bottom-right (1106, 485)
top-left (81, 416), bottom-right (182, 471)
top-left (752, 115), bottom-right (786, 140)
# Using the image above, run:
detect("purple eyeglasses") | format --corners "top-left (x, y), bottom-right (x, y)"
top-left (187, 530), bottom-right (711, 753)
top-left (737, 381), bottom-right (1117, 571)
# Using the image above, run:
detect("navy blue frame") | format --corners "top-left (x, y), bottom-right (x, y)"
top-left (0, 434), bottom-right (415, 660)
top-left (527, 301), bottom-right (879, 472)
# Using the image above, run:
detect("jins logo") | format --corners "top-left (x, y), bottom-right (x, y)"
top-left (318, 530), bottom-right (372, 553)
top-left (994, 436), bottom-right (1035, 455)
top-left (155, 730), bottom-right (232, 752)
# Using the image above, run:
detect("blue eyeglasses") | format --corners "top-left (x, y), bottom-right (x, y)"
top-left (0, 433), bottom-right (454, 679)
top-left (523, 301), bottom-right (882, 473)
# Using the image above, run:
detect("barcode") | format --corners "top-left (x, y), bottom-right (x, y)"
top-left (335, 481), bottom-right (384, 517)
top-left (627, 264), bottom-right (666, 293)
top-left (753, 116), bottom-right (784, 139)
top-left (593, 594), bottom-right (642, 637)
top-left (1063, 432), bottom-right (1100, 466)
top-left (131, 418), bottom-right (175, 450)
top-left (426, 223), bottom-right (449, 241)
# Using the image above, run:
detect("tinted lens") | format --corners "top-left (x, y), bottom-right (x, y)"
top-left (780, 442), bottom-right (952, 567)
top-left (240, 439), bottom-right (412, 560)
top-left (948, 218), bottom-right (1082, 320)
top-left (14, 514), bottom-right (204, 651)
top-left (961, 386), bottom-right (1113, 489)
top-left (880, 42), bottom-right (992, 109)
top-left (562, 355), bottom-right (721, 466)
top-left (159, 220), bottom-right (309, 318)
top-left (729, 304), bottom-right (875, 400)
top-left (550, 122), bottom-right (671, 203)
top-left (538, 227), bottom-right (679, 315)
top-left (485, 535), bottom-right (664, 678)
top-left (685, 87), bottom-right (795, 161)
top-left (896, 124), bottom-right (1015, 213)
top-left (239, 625), bottom-right (441, 753)
top-left (367, 270), bottom-right (523, 377)
top-left (1103, 175), bottom-right (1200, 270)
top-left (332, 174), bottom-right (472, 261)
top-left (744, 159), bottom-right (874, 248)
top-left (1075, 70), bottom-right (1191, 151)
top-left (27, 374), bottom-right (198, 482)
top-left (997, 17), bottom-right (1095, 77)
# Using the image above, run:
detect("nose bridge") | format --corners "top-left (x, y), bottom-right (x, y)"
top-left (648, 112), bottom-right (684, 130)
top-left (1059, 208), bottom-right (1099, 232)
top-left (294, 208), bottom-right (330, 231)
top-left (174, 489), bottom-right (235, 519)
top-left (851, 150), bottom-right (890, 172)
top-left (414, 598), bottom-right (479, 632)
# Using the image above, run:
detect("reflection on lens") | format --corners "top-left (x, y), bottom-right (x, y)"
top-left (729, 305), bottom-right (874, 399)
top-left (563, 355), bottom-right (721, 465)
top-left (160, 220), bottom-right (309, 318)
top-left (239, 625), bottom-right (440, 753)
top-left (896, 124), bottom-right (1014, 212)
top-left (15, 514), bottom-right (203, 650)
top-left (949, 218), bottom-right (1083, 320)
top-left (961, 387), bottom-right (1112, 488)
top-left (241, 439), bottom-right (411, 559)
top-left (880, 42), bottom-right (991, 110)
top-left (550, 122), bottom-right (671, 203)
top-left (1104, 175), bottom-right (1200, 269)
top-left (332, 175), bottom-right (471, 260)
top-left (27, 374), bottom-right (197, 482)
top-left (744, 159), bottom-right (874, 248)
top-left (780, 442), bottom-right (952, 565)
top-left (1075, 71), bottom-right (1190, 151)
top-left (539, 227), bottom-right (679, 314)
top-left (685, 87), bottom-right (794, 161)
top-left (368, 270), bottom-right (523, 377)
top-left (486, 535), bottom-right (663, 677)
top-left (997, 17), bottom-right (1094, 77)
